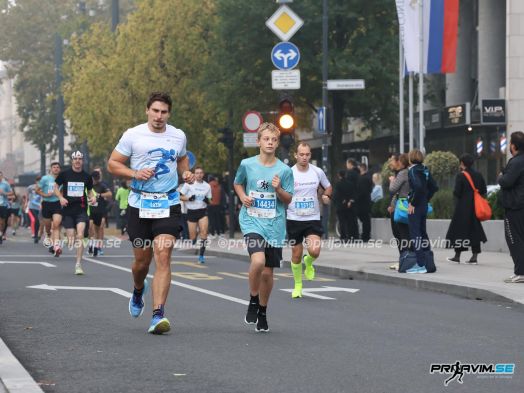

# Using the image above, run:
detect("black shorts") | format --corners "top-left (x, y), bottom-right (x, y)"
top-left (127, 205), bottom-right (183, 247)
top-left (187, 208), bottom-right (207, 223)
top-left (0, 206), bottom-right (8, 220)
top-left (42, 201), bottom-right (62, 219)
top-left (90, 212), bottom-right (105, 227)
top-left (286, 219), bottom-right (324, 244)
top-left (244, 233), bottom-right (282, 268)
top-left (62, 211), bottom-right (89, 229)
top-left (8, 208), bottom-right (20, 217)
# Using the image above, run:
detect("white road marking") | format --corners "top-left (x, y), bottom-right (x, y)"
top-left (82, 256), bottom-right (249, 305)
top-left (0, 261), bottom-right (56, 267)
top-left (27, 284), bottom-right (132, 298)
top-left (281, 286), bottom-right (360, 300)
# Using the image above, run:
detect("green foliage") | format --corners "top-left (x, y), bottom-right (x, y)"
top-left (380, 160), bottom-right (395, 187)
top-left (371, 196), bottom-right (390, 218)
top-left (425, 151), bottom-right (459, 189)
top-left (487, 189), bottom-right (504, 220)
top-left (430, 188), bottom-right (454, 219)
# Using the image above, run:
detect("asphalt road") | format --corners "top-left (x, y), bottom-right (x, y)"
top-left (0, 233), bottom-right (523, 393)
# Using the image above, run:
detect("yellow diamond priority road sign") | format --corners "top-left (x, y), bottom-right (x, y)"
top-left (265, 5), bottom-right (304, 42)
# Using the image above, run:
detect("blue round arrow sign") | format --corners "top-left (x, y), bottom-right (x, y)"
top-left (271, 42), bottom-right (300, 70)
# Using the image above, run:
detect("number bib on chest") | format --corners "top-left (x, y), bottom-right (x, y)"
top-left (294, 196), bottom-right (316, 216)
top-left (247, 191), bottom-right (276, 218)
top-left (67, 182), bottom-right (84, 197)
top-left (139, 192), bottom-right (170, 219)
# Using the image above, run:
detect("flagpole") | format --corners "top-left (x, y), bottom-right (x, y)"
top-left (418, 0), bottom-right (425, 152)
top-left (408, 72), bottom-right (414, 151)
top-left (399, 31), bottom-right (405, 154)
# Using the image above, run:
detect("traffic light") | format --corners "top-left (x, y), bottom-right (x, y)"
top-left (218, 127), bottom-right (234, 149)
top-left (276, 97), bottom-right (295, 134)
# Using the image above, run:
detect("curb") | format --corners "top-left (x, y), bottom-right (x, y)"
top-left (205, 249), bottom-right (519, 306)
top-left (0, 338), bottom-right (43, 393)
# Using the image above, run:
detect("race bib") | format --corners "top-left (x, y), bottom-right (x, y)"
top-left (67, 182), bottom-right (84, 197)
top-left (247, 191), bottom-right (276, 219)
top-left (139, 192), bottom-right (169, 219)
top-left (294, 196), bottom-right (315, 216)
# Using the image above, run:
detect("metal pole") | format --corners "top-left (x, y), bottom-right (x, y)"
top-left (111, 0), bottom-right (119, 32)
top-left (227, 109), bottom-right (235, 239)
top-left (408, 73), bottom-right (414, 151)
top-left (399, 31), bottom-right (405, 153)
top-left (418, 0), bottom-right (425, 152)
top-left (54, 33), bottom-right (65, 166)
top-left (321, 0), bottom-right (329, 238)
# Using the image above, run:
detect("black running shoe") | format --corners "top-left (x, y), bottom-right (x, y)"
top-left (88, 245), bottom-right (94, 255)
top-left (48, 245), bottom-right (54, 254)
top-left (244, 300), bottom-right (259, 325)
top-left (93, 247), bottom-right (99, 257)
top-left (255, 311), bottom-right (269, 333)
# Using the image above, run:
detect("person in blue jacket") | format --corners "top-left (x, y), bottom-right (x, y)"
top-left (406, 149), bottom-right (438, 273)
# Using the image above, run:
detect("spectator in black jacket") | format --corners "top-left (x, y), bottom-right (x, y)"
top-left (333, 170), bottom-right (356, 242)
top-left (498, 131), bottom-right (524, 284)
top-left (345, 159), bottom-right (360, 239)
top-left (357, 163), bottom-right (374, 242)
top-left (446, 154), bottom-right (487, 264)
top-left (406, 149), bottom-right (438, 273)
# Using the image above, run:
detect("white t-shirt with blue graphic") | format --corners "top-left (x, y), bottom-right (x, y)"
top-left (115, 123), bottom-right (187, 209)
top-left (234, 156), bottom-right (294, 247)
top-left (180, 181), bottom-right (212, 210)
top-left (0, 180), bottom-right (12, 207)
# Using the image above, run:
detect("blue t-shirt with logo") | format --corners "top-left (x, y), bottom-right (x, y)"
top-left (39, 175), bottom-right (59, 202)
top-left (234, 156), bottom-right (294, 247)
top-left (0, 180), bottom-right (12, 207)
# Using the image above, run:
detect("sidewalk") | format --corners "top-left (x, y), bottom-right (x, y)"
top-left (202, 235), bottom-right (524, 305)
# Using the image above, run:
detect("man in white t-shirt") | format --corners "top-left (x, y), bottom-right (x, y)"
top-left (286, 142), bottom-right (332, 298)
top-left (180, 166), bottom-right (212, 263)
top-left (108, 92), bottom-right (194, 335)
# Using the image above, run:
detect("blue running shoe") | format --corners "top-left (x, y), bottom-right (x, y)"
top-left (198, 255), bottom-right (205, 264)
top-left (148, 315), bottom-right (171, 334)
top-left (406, 264), bottom-right (427, 274)
top-left (128, 279), bottom-right (149, 318)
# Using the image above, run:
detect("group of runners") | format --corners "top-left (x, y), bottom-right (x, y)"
top-left (103, 92), bottom-right (333, 335)
top-left (3, 91), bottom-right (333, 335)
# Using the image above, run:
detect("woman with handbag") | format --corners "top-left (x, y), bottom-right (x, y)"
top-left (406, 149), bottom-right (439, 273)
top-left (446, 154), bottom-right (488, 264)
top-left (388, 153), bottom-right (411, 258)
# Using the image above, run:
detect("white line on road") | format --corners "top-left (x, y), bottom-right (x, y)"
top-left (27, 284), bottom-right (132, 298)
top-left (0, 261), bottom-right (56, 267)
top-left (280, 286), bottom-right (360, 300)
top-left (82, 256), bottom-right (249, 305)
top-left (0, 338), bottom-right (44, 393)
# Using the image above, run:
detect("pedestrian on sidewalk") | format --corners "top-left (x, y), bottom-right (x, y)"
top-left (345, 159), bottom-right (360, 240)
top-left (406, 149), bottom-right (438, 274)
top-left (332, 170), bottom-right (355, 243)
top-left (388, 153), bottom-right (410, 259)
top-left (357, 163), bottom-right (373, 242)
top-left (234, 122), bottom-right (294, 333)
top-left (446, 154), bottom-right (487, 264)
top-left (498, 131), bottom-right (524, 284)
top-left (115, 180), bottom-right (130, 236)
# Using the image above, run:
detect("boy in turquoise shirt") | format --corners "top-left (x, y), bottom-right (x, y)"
top-left (234, 122), bottom-right (294, 332)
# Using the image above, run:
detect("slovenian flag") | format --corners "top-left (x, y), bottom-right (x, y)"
top-left (401, 0), bottom-right (459, 74)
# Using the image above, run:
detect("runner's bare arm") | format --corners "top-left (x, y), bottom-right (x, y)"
top-left (176, 154), bottom-right (194, 184)
top-left (234, 183), bottom-right (253, 207)
top-left (107, 150), bottom-right (154, 181)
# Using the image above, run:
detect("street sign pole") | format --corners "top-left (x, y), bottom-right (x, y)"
top-left (321, 0), bottom-right (329, 239)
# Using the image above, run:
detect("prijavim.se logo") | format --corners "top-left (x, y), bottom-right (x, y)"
top-left (430, 361), bottom-right (515, 386)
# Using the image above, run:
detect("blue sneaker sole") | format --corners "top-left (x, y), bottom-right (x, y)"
top-left (148, 318), bottom-right (171, 334)
top-left (128, 279), bottom-right (149, 318)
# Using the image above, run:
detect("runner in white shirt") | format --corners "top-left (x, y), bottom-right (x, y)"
top-left (286, 142), bottom-right (332, 298)
top-left (180, 166), bottom-right (212, 263)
